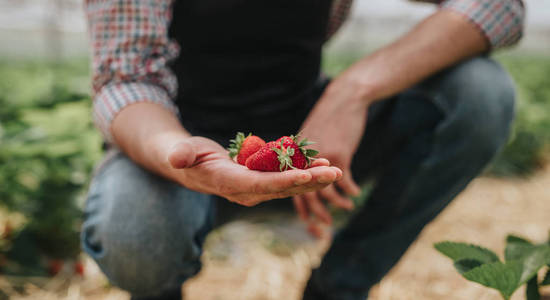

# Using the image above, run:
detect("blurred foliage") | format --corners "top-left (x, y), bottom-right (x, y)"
top-left (489, 55), bottom-right (550, 176)
top-left (0, 59), bottom-right (102, 275)
top-left (324, 52), bottom-right (550, 177)
top-left (0, 52), bottom-right (548, 275)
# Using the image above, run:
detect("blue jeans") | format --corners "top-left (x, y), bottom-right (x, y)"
top-left (81, 57), bottom-right (515, 299)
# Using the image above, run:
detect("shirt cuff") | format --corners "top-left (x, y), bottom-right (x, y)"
top-left (440, 0), bottom-right (525, 49)
top-left (93, 82), bottom-right (179, 143)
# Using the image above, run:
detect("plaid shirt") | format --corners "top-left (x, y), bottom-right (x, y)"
top-left (85, 0), bottom-right (525, 142)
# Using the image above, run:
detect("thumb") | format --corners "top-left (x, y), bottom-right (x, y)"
top-left (168, 139), bottom-right (197, 169)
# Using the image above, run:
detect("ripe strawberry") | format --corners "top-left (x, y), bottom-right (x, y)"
top-left (245, 141), bottom-right (282, 171)
top-left (74, 261), bottom-right (85, 276)
top-left (48, 259), bottom-right (63, 276)
top-left (245, 134), bottom-right (318, 171)
top-left (276, 135), bottom-right (318, 169)
top-left (228, 132), bottom-right (266, 165)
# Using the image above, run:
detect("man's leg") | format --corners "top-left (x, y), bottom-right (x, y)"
top-left (81, 150), bottom-right (216, 299)
top-left (303, 57), bottom-right (516, 300)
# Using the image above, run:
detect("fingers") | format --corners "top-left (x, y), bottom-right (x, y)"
top-left (292, 195), bottom-right (324, 239)
top-left (247, 166), bottom-right (342, 195)
top-left (309, 166), bottom-right (343, 183)
top-left (337, 171), bottom-right (361, 197)
top-left (319, 185), bottom-right (354, 210)
top-left (281, 166), bottom-right (343, 196)
top-left (227, 164), bottom-right (345, 207)
top-left (307, 222), bottom-right (323, 239)
top-left (168, 140), bottom-right (197, 169)
top-left (303, 192), bottom-right (332, 225)
top-left (310, 158), bottom-right (330, 167)
top-left (292, 195), bottom-right (309, 221)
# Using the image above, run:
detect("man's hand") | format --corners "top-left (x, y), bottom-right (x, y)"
top-left (293, 10), bottom-right (490, 236)
top-left (167, 136), bottom-right (343, 207)
top-left (293, 75), bottom-right (369, 233)
top-left (111, 103), bottom-right (342, 207)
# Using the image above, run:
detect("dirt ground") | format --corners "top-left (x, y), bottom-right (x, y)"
top-left (3, 165), bottom-right (550, 300)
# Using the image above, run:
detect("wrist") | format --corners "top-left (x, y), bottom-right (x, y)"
top-left (341, 68), bottom-right (380, 106)
top-left (327, 72), bottom-right (376, 110)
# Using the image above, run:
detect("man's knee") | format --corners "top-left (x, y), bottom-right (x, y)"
top-left (81, 154), bottom-right (213, 297)
top-left (436, 57), bottom-right (516, 157)
top-left (99, 224), bottom-right (202, 297)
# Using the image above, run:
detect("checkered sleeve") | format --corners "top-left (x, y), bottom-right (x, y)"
top-left (440, 0), bottom-right (525, 49)
top-left (85, 0), bottom-right (180, 143)
top-left (327, 0), bottom-right (355, 40)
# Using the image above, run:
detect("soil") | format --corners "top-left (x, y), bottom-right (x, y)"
top-left (4, 165), bottom-right (550, 300)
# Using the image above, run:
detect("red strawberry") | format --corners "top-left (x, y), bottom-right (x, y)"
top-left (48, 259), bottom-right (63, 276)
top-left (74, 261), bottom-right (85, 276)
top-left (245, 141), bottom-right (282, 171)
top-left (228, 132), bottom-right (266, 165)
top-left (276, 135), bottom-right (318, 169)
top-left (245, 134), bottom-right (318, 171)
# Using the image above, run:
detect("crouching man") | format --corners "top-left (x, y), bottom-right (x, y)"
top-left (82, 0), bottom-right (524, 299)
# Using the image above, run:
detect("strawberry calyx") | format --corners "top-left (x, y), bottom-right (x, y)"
top-left (228, 132), bottom-right (249, 159)
top-left (271, 140), bottom-right (297, 171)
top-left (288, 133), bottom-right (319, 166)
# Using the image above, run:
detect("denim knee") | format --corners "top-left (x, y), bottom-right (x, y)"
top-left (81, 153), bottom-right (214, 297)
top-left (431, 57), bottom-right (516, 159)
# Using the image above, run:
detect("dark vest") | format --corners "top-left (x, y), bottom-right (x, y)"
top-left (169, 0), bottom-right (332, 143)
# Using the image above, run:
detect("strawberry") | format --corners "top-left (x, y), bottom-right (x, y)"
top-left (245, 141), bottom-right (283, 171)
top-left (228, 132), bottom-right (266, 165)
top-left (276, 135), bottom-right (318, 169)
top-left (74, 261), bottom-right (85, 276)
top-left (48, 259), bottom-right (63, 276)
top-left (245, 134), bottom-right (318, 171)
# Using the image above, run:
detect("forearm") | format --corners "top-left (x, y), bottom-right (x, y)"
top-left (342, 10), bottom-right (488, 103)
top-left (111, 103), bottom-right (192, 181)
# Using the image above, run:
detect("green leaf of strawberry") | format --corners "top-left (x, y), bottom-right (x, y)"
top-left (305, 149), bottom-right (319, 158)
top-left (228, 132), bottom-right (247, 159)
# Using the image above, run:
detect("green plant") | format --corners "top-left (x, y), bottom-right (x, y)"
top-left (0, 59), bottom-right (102, 275)
top-left (435, 233), bottom-right (550, 299)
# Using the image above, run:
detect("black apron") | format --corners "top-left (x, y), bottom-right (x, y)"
top-left (169, 0), bottom-right (332, 144)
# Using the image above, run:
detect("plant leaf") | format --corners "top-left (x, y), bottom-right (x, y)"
top-left (506, 234), bottom-right (534, 262)
top-left (462, 260), bottom-right (523, 300)
top-left (227, 132), bottom-right (247, 158)
top-left (454, 259), bottom-right (484, 274)
top-left (526, 275), bottom-right (540, 300)
top-left (305, 149), bottom-right (319, 157)
top-left (287, 147), bottom-right (295, 156)
top-left (435, 242), bottom-right (500, 264)
top-left (298, 139), bottom-right (316, 147)
top-left (518, 245), bottom-right (550, 285)
top-left (507, 235), bottom-right (532, 245)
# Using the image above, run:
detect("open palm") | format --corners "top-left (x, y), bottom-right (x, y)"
top-left (168, 137), bottom-right (343, 206)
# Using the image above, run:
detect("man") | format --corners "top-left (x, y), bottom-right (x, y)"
top-left (82, 0), bottom-right (524, 299)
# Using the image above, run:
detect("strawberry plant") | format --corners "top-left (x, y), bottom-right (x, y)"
top-left (435, 233), bottom-right (550, 299)
top-left (0, 59), bottom-right (101, 276)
